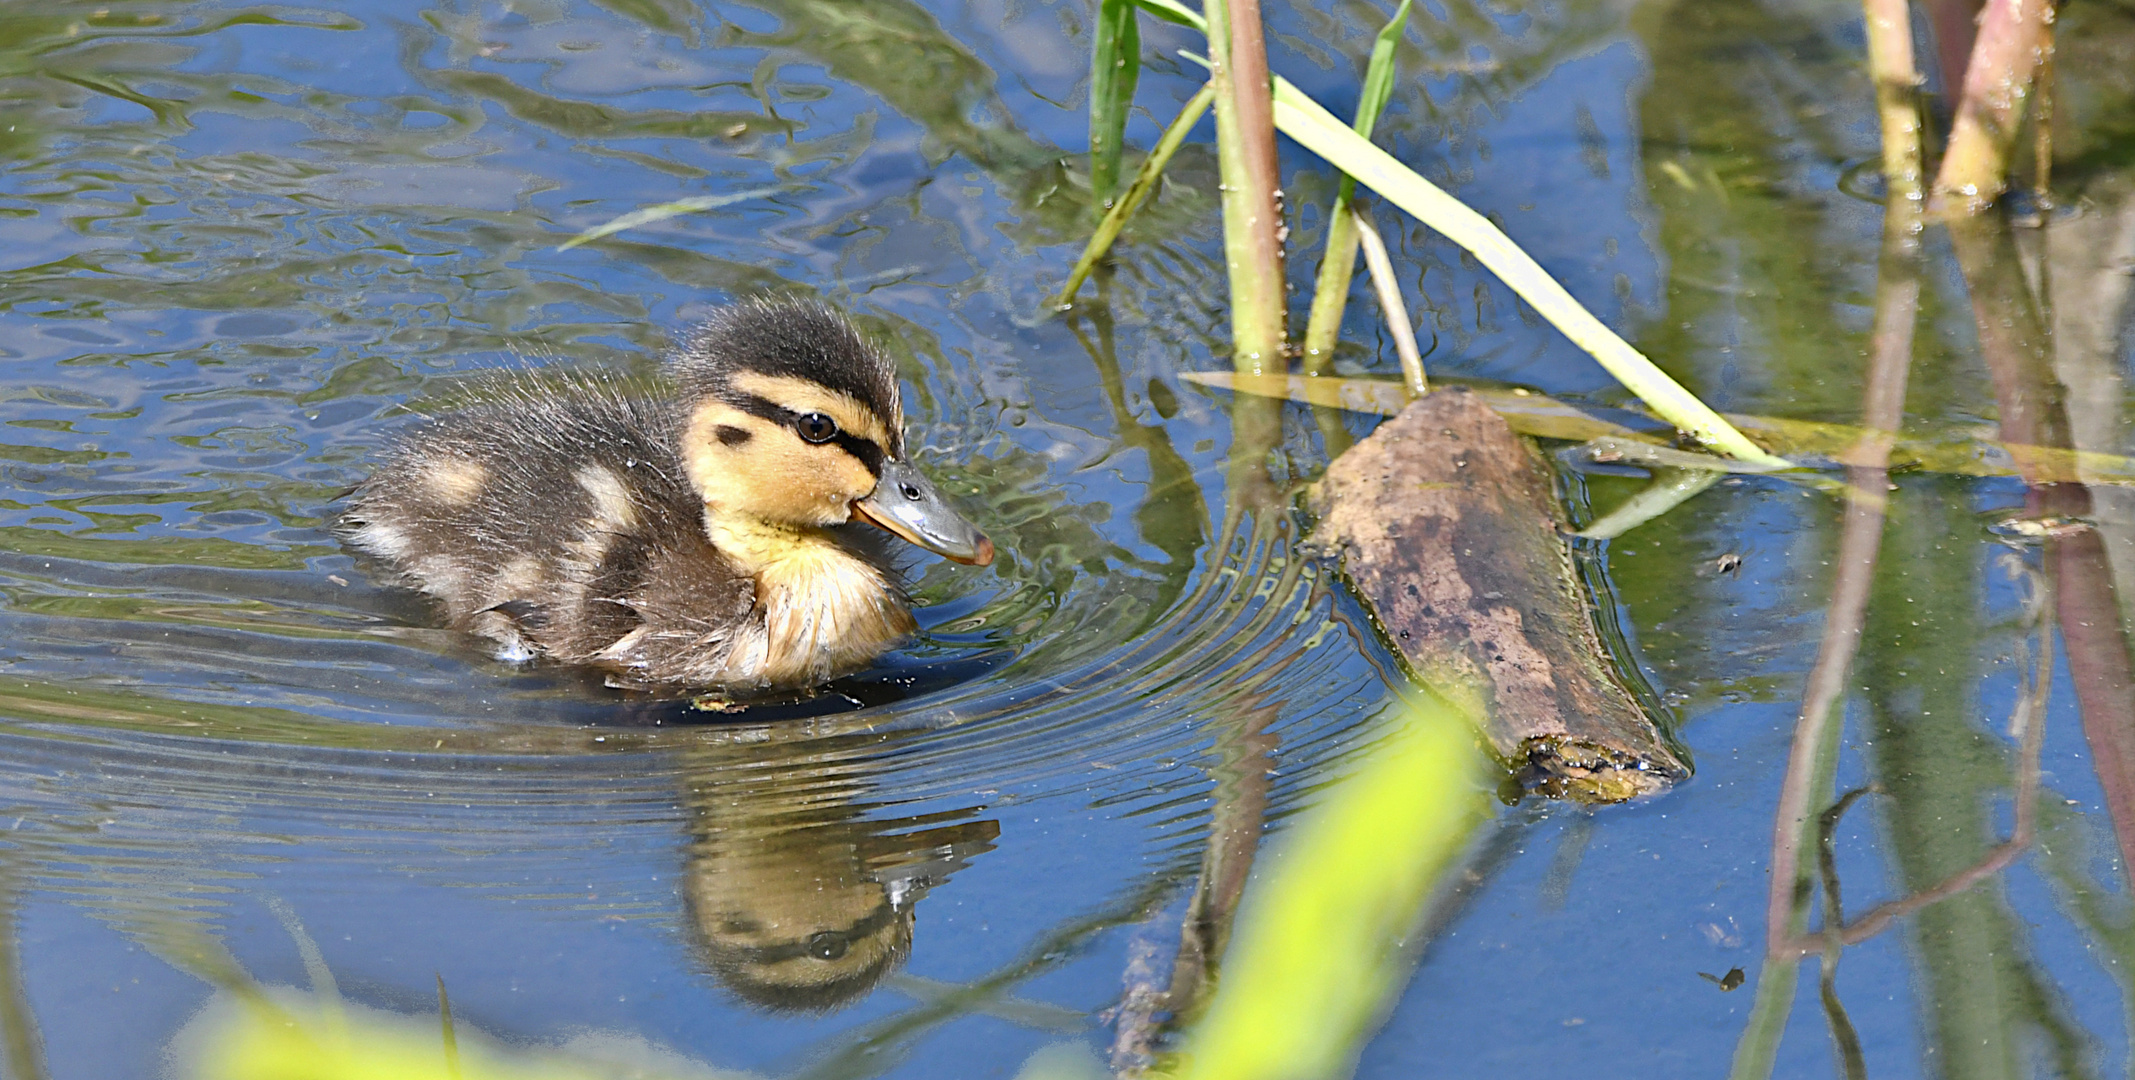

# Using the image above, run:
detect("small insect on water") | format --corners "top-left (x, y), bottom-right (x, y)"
top-left (1698, 967), bottom-right (1746, 992)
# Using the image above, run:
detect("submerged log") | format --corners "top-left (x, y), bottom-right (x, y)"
top-left (1308, 388), bottom-right (1688, 803)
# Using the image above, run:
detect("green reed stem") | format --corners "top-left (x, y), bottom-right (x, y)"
top-left (1300, 0), bottom-right (1412, 372)
top-left (1055, 84), bottom-right (1214, 308)
top-left (1205, 0), bottom-right (1287, 373)
top-left (1090, 0), bottom-right (1142, 207)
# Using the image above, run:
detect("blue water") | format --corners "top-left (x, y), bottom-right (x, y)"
top-left (1, 0), bottom-right (2132, 1077)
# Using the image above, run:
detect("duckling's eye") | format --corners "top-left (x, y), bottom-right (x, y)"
top-left (795, 413), bottom-right (838, 444)
top-left (806, 930), bottom-right (849, 960)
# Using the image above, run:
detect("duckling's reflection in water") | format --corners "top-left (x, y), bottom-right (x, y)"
top-left (675, 735), bottom-right (999, 1012)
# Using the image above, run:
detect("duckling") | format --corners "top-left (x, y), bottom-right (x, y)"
top-left (337, 298), bottom-right (993, 691)
top-left (676, 737), bottom-right (998, 1011)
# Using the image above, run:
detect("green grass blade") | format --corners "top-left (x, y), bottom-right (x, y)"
top-left (437, 975), bottom-right (463, 1080)
top-left (1353, 0), bottom-right (1411, 136)
top-left (1267, 78), bottom-right (1786, 465)
top-left (1131, 0), bottom-right (1203, 30)
top-left (1054, 84), bottom-right (1215, 306)
top-left (1090, 0), bottom-right (1142, 207)
top-left (556, 186), bottom-right (784, 250)
top-left (1170, 695), bottom-right (1490, 1080)
top-left (1301, 0), bottom-right (1412, 368)
top-left (1574, 467), bottom-right (1724, 539)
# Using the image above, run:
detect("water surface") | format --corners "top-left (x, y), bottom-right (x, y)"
top-left (0, 0), bottom-right (2132, 1077)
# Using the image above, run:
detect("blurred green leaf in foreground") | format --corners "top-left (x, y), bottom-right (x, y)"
top-left (174, 987), bottom-right (751, 1080)
top-left (1168, 694), bottom-right (1489, 1080)
top-left (1019, 692), bottom-right (1492, 1080)
top-left (181, 695), bottom-right (1487, 1080)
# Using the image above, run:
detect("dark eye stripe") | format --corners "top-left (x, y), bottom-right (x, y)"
top-left (826, 430), bottom-right (884, 473)
top-left (723, 392), bottom-right (885, 476)
top-left (717, 901), bottom-right (899, 965)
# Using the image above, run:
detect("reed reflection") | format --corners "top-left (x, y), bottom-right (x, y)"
top-left (674, 733), bottom-right (998, 1012)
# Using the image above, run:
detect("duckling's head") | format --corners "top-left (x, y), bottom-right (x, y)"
top-left (672, 298), bottom-right (993, 566)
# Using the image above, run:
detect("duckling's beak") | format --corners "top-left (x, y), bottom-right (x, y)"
top-left (854, 459), bottom-right (995, 566)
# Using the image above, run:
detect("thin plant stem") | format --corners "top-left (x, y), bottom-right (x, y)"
top-left (1815, 789), bottom-right (1873, 1080)
top-left (1862, 0), bottom-right (1924, 216)
top-left (1816, 968), bottom-right (1867, 1080)
top-left (1761, 0), bottom-right (1924, 958)
top-left (1202, 0), bottom-right (1288, 518)
top-left (1930, 0), bottom-right (2056, 216)
top-left (1729, 962), bottom-right (1803, 1080)
top-left (1055, 85), bottom-right (1215, 307)
top-left (1776, 563), bottom-right (2051, 957)
top-left (1302, 218), bottom-right (1361, 370)
top-left (1734, 16), bottom-right (1924, 1060)
top-left (1204, 0), bottom-right (1287, 372)
top-left (1299, 0), bottom-right (1409, 460)
top-left (1350, 207), bottom-right (1426, 395)
top-left (1572, 468), bottom-right (1723, 541)
top-left (2032, 29), bottom-right (2054, 208)
top-left (1758, 357), bottom-right (1908, 961)
top-left (1300, 0), bottom-right (1413, 370)
top-left (1922, 0), bottom-right (1978, 113)
top-left (1734, 478), bottom-right (1877, 1079)
top-left (1952, 212), bottom-right (2135, 898)
top-left (1160, 701), bottom-right (1278, 1026)
top-left (2053, 526), bottom-right (2135, 888)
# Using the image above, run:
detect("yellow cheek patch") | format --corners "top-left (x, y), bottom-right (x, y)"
top-left (730, 371), bottom-right (896, 450)
top-left (681, 402), bottom-right (765, 495)
top-left (682, 400), bottom-right (879, 527)
top-left (729, 444), bottom-right (877, 526)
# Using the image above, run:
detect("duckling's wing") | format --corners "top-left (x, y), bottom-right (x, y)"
top-left (341, 367), bottom-right (703, 663)
top-left (587, 527), bottom-right (763, 685)
top-left (479, 598), bottom-right (550, 629)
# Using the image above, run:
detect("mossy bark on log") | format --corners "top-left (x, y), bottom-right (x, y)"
top-left (1308, 388), bottom-right (1688, 803)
